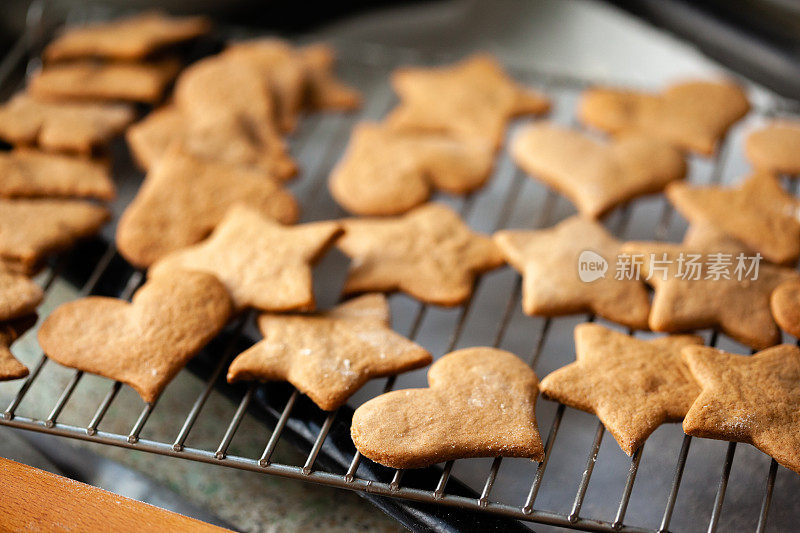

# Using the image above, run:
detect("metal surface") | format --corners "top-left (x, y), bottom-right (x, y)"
top-left (1, 5), bottom-right (799, 533)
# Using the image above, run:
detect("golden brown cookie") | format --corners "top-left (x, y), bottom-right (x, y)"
top-left (29, 59), bottom-right (181, 104)
top-left (351, 347), bottom-right (544, 469)
top-left (0, 314), bottom-right (37, 381)
top-left (298, 43), bottom-right (362, 112)
top-left (494, 216), bottom-right (651, 329)
top-left (387, 54), bottom-right (550, 148)
top-left (0, 93), bottom-right (134, 154)
top-left (667, 172), bottom-right (800, 265)
top-left (44, 11), bottom-right (211, 62)
top-left (38, 270), bottom-right (232, 403)
top-left (116, 146), bottom-right (298, 268)
top-left (125, 105), bottom-right (297, 180)
top-left (682, 344), bottom-right (800, 474)
top-left (337, 203), bottom-right (505, 306)
top-left (174, 53), bottom-right (276, 132)
top-left (745, 122), bottom-right (800, 175)
top-left (0, 199), bottom-right (109, 275)
top-left (228, 294), bottom-right (431, 411)
top-left (329, 122), bottom-right (495, 215)
top-left (0, 267), bottom-right (43, 322)
top-left (221, 39), bottom-right (309, 133)
top-left (623, 229), bottom-right (799, 350)
top-left (770, 279), bottom-right (800, 338)
top-left (0, 149), bottom-right (114, 200)
top-left (578, 80), bottom-right (750, 155)
top-left (511, 123), bottom-right (686, 218)
top-left (151, 205), bottom-right (341, 312)
top-left (540, 324), bottom-right (703, 455)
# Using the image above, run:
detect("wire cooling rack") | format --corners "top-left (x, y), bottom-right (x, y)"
top-left (2, 5), bottom-right (800, 533)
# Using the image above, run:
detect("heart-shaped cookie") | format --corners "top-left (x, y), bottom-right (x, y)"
top-left (116, 146), bottom-right (298, 268)
top-left (351, 347), bottom-right (543, 469)
top-left (511, 123), bottom-right (686, 218)
top-left (329, 122), bottom-right (495, 215)
top-left (38, 271), bottom-right (232, 403)
top-left (579, 80), bottom-right (749, 155)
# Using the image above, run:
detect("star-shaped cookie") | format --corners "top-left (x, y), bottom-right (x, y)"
top-left (386, 54), bottom-right (550, 148)
top-left (351, 347), bottom-right (544, 469)
top-left (0, 93), bottom-right (134, 155)
top-left (0, 149), bottom-right (115, 201)
top-left (540, 324), bottom-right (703, 455)
top-left (336, 203), bottom-right (505, 306)
top-left (623, 227), bottom-right (799, 349)
top-left (745, 121), bottom-right (800, 175)
top-left (221, 40), bottom-right (360, 132)
top-left (43, 11), bottom-right (211, 62)
top-left (0, 314), bottom-right (37, 381)
top-left (329, 122), bottom-right (495, 215)
top-left (0, 199), bottom-right (110, 275)
top-left (227, 294), bottom-right (431, 411)
top-left (299, 44), bottom-right (362, 112)
top-left (511, 123), bottom-right (686, 218)
top-left (116, 146), bottom-right (298, 268)
top-left (667, 172), bottom-right (800, 265)
top-left (682, 344), bottom-right (800, 474)
top-left (494, 216), bottom-right (650, 328)
top-left (151, 205), bottom-right (342, 312)
top-left (578, 80), bottom-right (750, 155)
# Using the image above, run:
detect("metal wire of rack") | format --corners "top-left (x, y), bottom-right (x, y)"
top-left (1, 7), bottom-right (798, 533)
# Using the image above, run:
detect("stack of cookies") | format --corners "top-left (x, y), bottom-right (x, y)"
top-left (0, 12), bottom-right (215, 376)
top-left (120, 38), bottom-right (362, 267)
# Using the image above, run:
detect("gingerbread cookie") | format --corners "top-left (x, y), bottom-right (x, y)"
top-left (494, 216), bottom-right (650, 329)
top-left (387, 54), bottom-right (549, 148)
top-left (44, 12), bottom-right (211, 62)
top-left (175, 53), bottom-right (276, 131)
top-left (578, 80), bottom-right (750, 155)
top-left (0, 93), bottom-right (134, 154)
top-left (667, 172), bottom-right (800, 265)
top-left (623, 229), bottom-right (799, 350)
top-left (682, 344), bottom-right (800, 474)
top-left (745, 122), bottom-right (800, 175)
top-left (125, 105), bottom-right (297, 180)
top-left (116, 146), bottom-right (298, 268)
top-left (511, 123), bottom-right (686, 218)
top-left (29, 59), bottom-right (181, 103)
top-left (351, 347), bottom-right (543, 469)
top-left (0, 149), bottom-right (114, 200)
top-left (151, 206), bottom-right (341, 312)
top-left (0, 314), bottom-right (37, 381)
top-left (329, 122), bottom-right (495, 215)
top-left (38, 271), bottom-right (232, 403)
top-left (540, 324), bottom-right (703, 455)
top-left (0, 268), bottom-right (43, 322)
top-left (228, 294), bottom-right (431, 411)
top-left (0, 199), bottom-right (109, 275)
top-left (770, 279), bottom-right (800, 338)
top-left (299, 43), bottom-right (362, 112)
top-left (220, 39), bottom-right (307, 132)
top-left (337, 203), bottom-right (505, 306)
